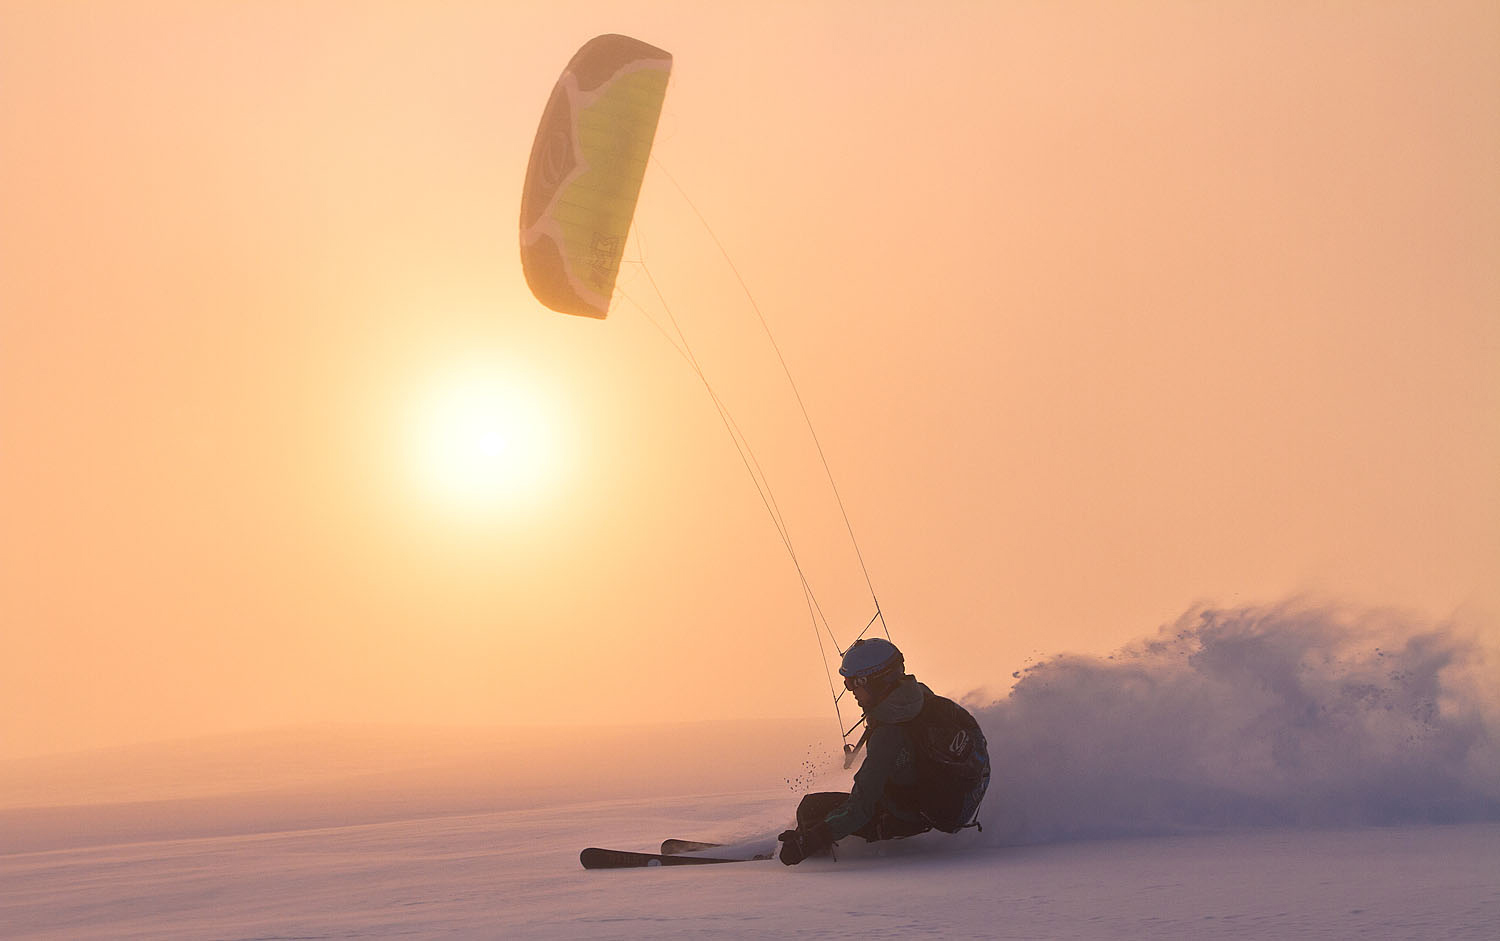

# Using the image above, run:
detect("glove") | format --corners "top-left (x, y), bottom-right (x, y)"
top-left (777, 820), bottom-right (833, 866)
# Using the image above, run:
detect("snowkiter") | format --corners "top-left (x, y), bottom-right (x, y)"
top-left (777, 638), bottom-right (990, 865)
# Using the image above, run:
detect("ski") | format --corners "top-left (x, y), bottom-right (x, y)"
top-left (580, 847), bottom-right (770, 869)
top-left (661, 839), bottom-right (721, 855)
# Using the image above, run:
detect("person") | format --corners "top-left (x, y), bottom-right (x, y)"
top-left (778, 637), bottom-right (990, 866)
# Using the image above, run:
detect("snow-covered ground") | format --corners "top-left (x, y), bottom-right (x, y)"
top-left (4, 789), bottom-right (1498, 939)
top-left (5, 604), bottom-right (1498, 938)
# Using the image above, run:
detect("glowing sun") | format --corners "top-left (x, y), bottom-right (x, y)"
top-left (409, 368), bottom-right (558, 513)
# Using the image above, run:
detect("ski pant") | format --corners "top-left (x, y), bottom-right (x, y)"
top-left (796, 791), bottom-right (931, 843)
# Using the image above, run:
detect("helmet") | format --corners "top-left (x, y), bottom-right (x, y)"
top-left (839, 637), bottom-right (904, 680)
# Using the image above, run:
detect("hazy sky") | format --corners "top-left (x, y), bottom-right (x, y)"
top-left (3, 1), bottom-right (1496, 760)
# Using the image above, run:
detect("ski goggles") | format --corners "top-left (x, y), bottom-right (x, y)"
top-left (843, 664), bottom-right (900, 691)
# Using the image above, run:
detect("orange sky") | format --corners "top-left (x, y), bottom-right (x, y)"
top-left (2, 1), bottom-right (1497, 761)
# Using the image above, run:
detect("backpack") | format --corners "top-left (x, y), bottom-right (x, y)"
top-left (887, 690), bottom-right (991, 833)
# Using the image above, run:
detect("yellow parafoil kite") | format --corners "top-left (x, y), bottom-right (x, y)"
top-left (519, 34), bottom-right (672, 319)
top-left (518, 35), bottom-right (892, 765)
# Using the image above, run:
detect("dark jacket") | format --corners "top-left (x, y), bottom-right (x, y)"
top-left (823, 675), bottom-right (933, 840)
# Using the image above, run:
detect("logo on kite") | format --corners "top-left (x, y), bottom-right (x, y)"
top-left (589, 233), bottom-right (623, 289)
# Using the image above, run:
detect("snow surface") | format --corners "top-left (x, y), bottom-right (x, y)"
top-left (4, 602), bottom-right (1499, 938)
top-left (4, 792), bottom-right (1498, 939)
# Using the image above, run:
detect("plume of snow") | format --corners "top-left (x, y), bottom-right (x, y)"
top-left (971, 601), bottom-right (1500, 844)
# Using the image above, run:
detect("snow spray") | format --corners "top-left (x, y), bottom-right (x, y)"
top-left (971, 601), bottom-right (1500, 845)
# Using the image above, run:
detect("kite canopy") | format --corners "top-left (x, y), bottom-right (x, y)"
top-left (520, 34), bottom-right (673, 319)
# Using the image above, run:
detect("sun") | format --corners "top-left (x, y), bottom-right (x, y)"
top-left (409, 367), bottom-right (559, 514)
